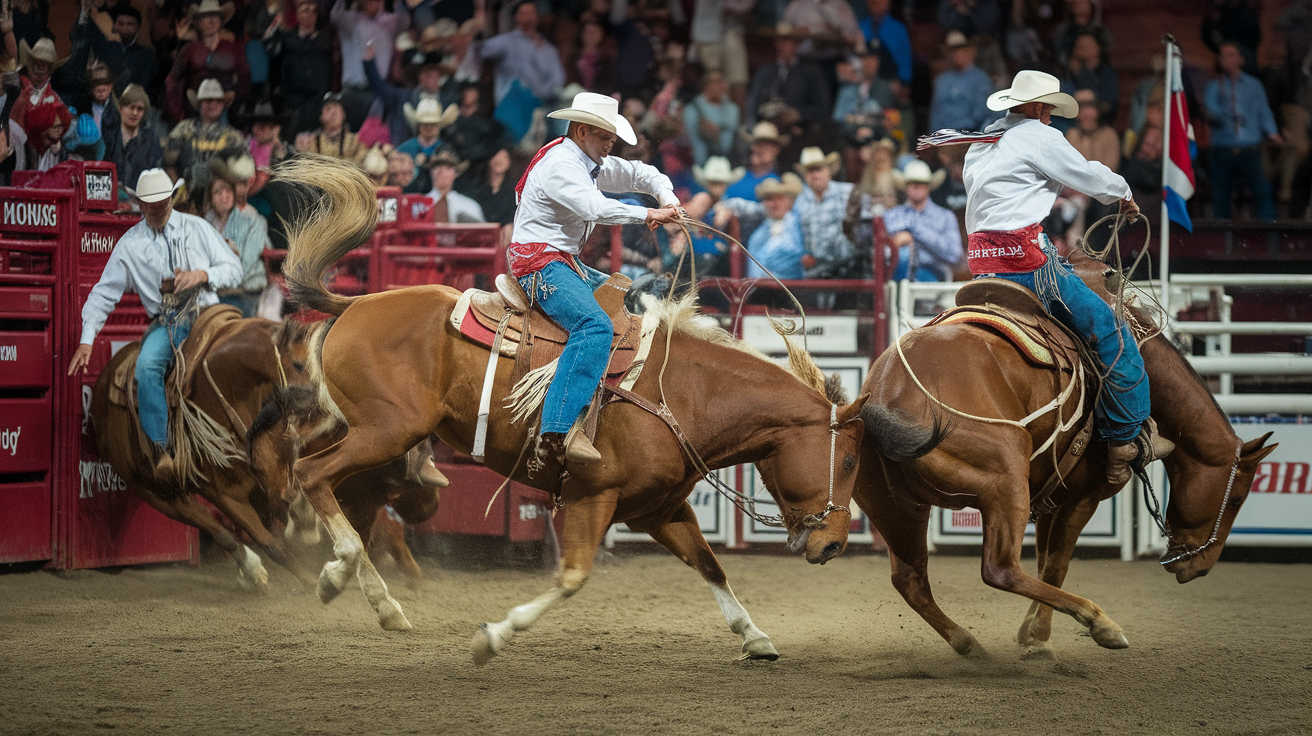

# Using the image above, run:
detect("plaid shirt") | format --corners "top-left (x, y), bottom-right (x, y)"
top-left (794, 180), bottom-right (858, 278)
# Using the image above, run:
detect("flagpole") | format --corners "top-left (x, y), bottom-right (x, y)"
top-left (1159, 35), bottom-right (1175, 328)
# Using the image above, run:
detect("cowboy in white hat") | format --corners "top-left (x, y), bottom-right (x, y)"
top-left (509, 91), bottom-right (681, 464)
top-left (725, 122), bottom-right (788, 202)
top-left (791, 146), bottom-right (859, 279)
top-left (882, 159), bottom-right (961, 282)
top-left (67, 168), bottom-right (242, 486)
top-left (397, 98), bottom-right (458, 167)
top-left (164, 78), bottom-right (246, 202)
top-left (714, 172), bottom-right (806, 279)
top-left (919, 69), bottom-right (1171, 486)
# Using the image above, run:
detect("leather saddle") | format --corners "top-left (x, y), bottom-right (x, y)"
top-left (924, 278), bottom-right (1075, 369)
top-left (109, 304), bottom-right (244, 409)
top-left (451, 272), bottom-right (642, 380)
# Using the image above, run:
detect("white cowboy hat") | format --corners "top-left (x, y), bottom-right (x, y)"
top-left (693, 156), bottom-right (745, 186)
top-left (897, 159), bottom-right (946, 190)
top-left (133, 169), bottom-right (184, 204)
top-left (793, 146), bottom-right (840, 174)
top-left (756, 172), bottom-right (803, 200)
top-left (18, 38), bottom-right (68, 69)
top-left (190, 0), bottom-right (235, 22)
top-left (986, 70), bottom-right (1078, 119)
top-left (547, 92), bottom-right (636, 145)
top-left (186, 78), bottom-right (228, 109)
top-left (742, 121), bottom-right (789, 147)
top-left (404, 98), bottom-right (458, 128)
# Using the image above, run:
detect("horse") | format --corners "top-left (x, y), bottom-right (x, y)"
top-left (274, 155), bottom-right (869, 664)
top-left (854, 250), bottom-right (1277, 657)
top-left (91, 315), bottom-right (321, 588)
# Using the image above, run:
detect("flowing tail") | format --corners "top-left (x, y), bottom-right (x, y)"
top-left (277, 155), bottom-right (379, 317)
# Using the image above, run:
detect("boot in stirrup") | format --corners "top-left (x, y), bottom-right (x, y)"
top-left (153, 445), bottom-right (179, 487)
top-left (1106, 418), bottom-right (1174, 486)
top-left (563, 424), bottom-right (601, 464)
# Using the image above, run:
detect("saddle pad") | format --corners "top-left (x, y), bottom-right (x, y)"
top-left (955, 278), bottom-right (1046, 323)
top-left (933, 309), bottom-right (1055, 367)
top-left (109, 342), bottom-right (141, 407)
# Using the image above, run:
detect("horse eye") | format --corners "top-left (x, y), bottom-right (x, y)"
top-left (843, 455), bottom-right (855, 470)
top-left (293, 361), bottom-right (305, 371)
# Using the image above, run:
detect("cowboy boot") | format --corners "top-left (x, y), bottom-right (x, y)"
top-left (153, 446), bottom-right (179, 487)
top-left (1106, 419), bottom-right (1175, 486)
top-left (563, 425), bottom-right (601, 464)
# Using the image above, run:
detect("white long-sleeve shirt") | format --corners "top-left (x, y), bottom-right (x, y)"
top-left (79, 210), bottom-right (243, 345)
top-left (963, 114), bottom-right (1131, 233)
top-left (512, 137), bottom-right (678, 255)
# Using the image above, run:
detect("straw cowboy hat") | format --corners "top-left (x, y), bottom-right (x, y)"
top-left (403, 98), bottom-right (459, 129)
top-left (548, 91), bottom-right (637, 146)
top-left (190, 0), bottom-right (236, 23)
top-left (742, 121), bottom-right (789, 147)
top-left (131, 169), bottom-right (184, 204)
top-left (209, 153), bottom-right (257, 185)
top-left (362, 145), bottom-right (390, 178)
top-left (892, 159), bottom-right (946, 191)
top-left (186, 78), bottom-right (229, 109)
top-left (768, 22), bottom-right (808, 40)
top-left (693, 156), bottom-right (745, 186)
top-left (18, 38), bottom-right (68, 70)
top-left (756, 172), bottom-right (803, 200)
top-left (987, 70), bottom-right (1078, 119)
top-left (425, 149), bottom-right (469, 175)
top-left (794, 146), bottom-right (841, 175)
top-left (941, 30), bottom-right (976, 52)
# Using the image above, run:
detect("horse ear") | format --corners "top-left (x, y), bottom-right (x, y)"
top-left (838, 392), bottom-right (870, 424)
top-left (1240, 431), bottom-right (1278, 466)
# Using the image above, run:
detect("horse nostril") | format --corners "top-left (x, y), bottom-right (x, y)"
top-left (823, 541), bottom-right (842, 558)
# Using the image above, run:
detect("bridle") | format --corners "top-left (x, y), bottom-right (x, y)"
top-left (1143, 441), bottom-right (1243, 566)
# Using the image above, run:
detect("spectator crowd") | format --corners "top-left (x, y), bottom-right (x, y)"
top-left (0, 0), bottom-right (1307, 291)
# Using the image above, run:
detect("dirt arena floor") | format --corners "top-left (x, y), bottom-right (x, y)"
top-left (1, 545), bottom-right (1310, 736)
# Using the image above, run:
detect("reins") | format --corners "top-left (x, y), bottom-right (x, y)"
top-left (1143, 441), bottom-right (1242, 566)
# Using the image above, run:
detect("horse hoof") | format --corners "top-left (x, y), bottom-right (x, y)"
top-left (378, 601), bottom-right (413, 632)
top-left (1091, 622), bottom-right (1129, 649)
top-left (317, 569), bottom-right (343, 604)
top-left (237, 566), bottom-right (270, 592)
top-left (949, 631), bottom-right (986, 658)
top-left (1019, 642), bottom-right (1056, 660)
top-left (737, 636), bottom-right (779, 661)
top-left (471, 622), bottom-right (511, 666)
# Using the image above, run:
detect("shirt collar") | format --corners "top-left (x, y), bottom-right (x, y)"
top-left (562, 137), bottom-right (603, 175)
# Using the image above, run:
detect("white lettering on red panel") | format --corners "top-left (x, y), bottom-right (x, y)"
top-left (0, 345), bottom-right (15, 361)
top-left (81, 231), bottom-right (117, 253)
top-left (79, 460), bottom-right (128, 498)
top-left (0, 426), bottom-right (20, 456)
top-left (1251, 462), bottom-right (1312, 494)
top-left (1, 201), bottom-right (58, 228)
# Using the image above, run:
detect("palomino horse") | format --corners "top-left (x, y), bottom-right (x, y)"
top-left (91, 316), bottom-right (320, 587)
top-left (856, 250), bottom-right (1276, 657)
top-left (276, 156), bottom-right (868, 664)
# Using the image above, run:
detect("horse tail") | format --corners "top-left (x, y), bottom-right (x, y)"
top-left (277, 154), bottom-right (379, 317)
top-left (861, 403), bottom-right (951, 461)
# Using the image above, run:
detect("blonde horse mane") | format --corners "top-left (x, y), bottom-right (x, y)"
top-left (639, 293), bottom-right (835, 400)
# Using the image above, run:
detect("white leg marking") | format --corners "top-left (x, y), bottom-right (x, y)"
top-left (235, 545), bottom-right (269, 591)
top-left (286, 493), bottom-right (322, 546)
top-left (316, 514), bottom-right (364, 604)
top-left (711, 583), bottom-right (778, 660)
top-left (471, 586), bottom-right (569, 666)
top-left (356, 555), bottom-right (412, 631)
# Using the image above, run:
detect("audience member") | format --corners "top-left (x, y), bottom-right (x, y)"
top-left (426, 149), bottom-right (484, 222)
top-left (478, 1), bottom-right (565, 141)
top-left (205, 158), bottom-right (268, 317)
top-left (793, 146), bottom-right (859, 278)
top-left (9, 0), bottom-right (51, 50)
top-left (937, 0), bottom-right (1001, 39)
top-left (725, 121), bottom-right (785, 202)
top-left (783, 0), bottom-right (863, 68)
top-left (246, 99), bottom-right (290, 198)
top-left (332, 0), bottom-right (409, 130)
top-left (1062, 32), bottom-right (1117, 126)
top-left (1052, 0), bottom-right (1111, 68)
top-left (23, 99), bottom-right (69, 170)
top-left (856, 136), bottom-right (899, 210)
top-left (860, 0), bottom-right (911, 86)
top-left (928, 32), bottom-right (995, 133)
top-left (1120, 124), bottom-right (1163, 202)
top-left (882, 159), bottom-right (961, 281)
top-left (716, 173), bottom-right (806, 279)
top-left (269, 0), bottom-right (335, 138)
top-left (387, 149), bottom-right (430, 193)
top-left (689, 0), bottom-right (753, 98)
top-left (463, 147), bottom-right (516, 231)
top-left (164, 78), bottom-right (246, 203)
top-left (81, 6), bottom-right (157, 94)
top-left (569, 18), bottom-right (615, 93)
top-left (165, 0), bottom-right (250, 124)
top-left (444, 86), bottom-right (509, 165)
top-left (102, 83), bottom-right (163, 206)
top-left (1204, 41), bottom-right (1281, 219)
top-left (12, 37), bottom-right (62, 130)
top-left (683, 70), bottom-right (739, 166)
top-left (397, 98), bottom-right (457, 166)
top-left (1066, 88), bottom-right (1119, 170)
top-left (745, 23), bottom-right (831, 125)
top-left (679, 156), bottom-right (742, 275)
top-left (295, 93), bottom-right (367, 164)
top-left (834, 40), bottom-right (894, 142)
top-left (1202, 0), bottom-right (1261, 73)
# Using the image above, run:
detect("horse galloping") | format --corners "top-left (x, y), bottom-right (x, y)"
top-left (855, 250), bottom-right (1276, 657)
top-left (276, 155), bottom-right (868, 664)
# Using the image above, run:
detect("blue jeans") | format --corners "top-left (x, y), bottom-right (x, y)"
top-left (983, 244), bottom-right (1149, 442)
top-left (1210, 145), bottom-right (1275, 220)
top-left (135, 318), bottom-right (192, 447)
top-left (519, 260), bottom-right (611, 435)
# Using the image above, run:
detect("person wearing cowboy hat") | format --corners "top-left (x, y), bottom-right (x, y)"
top-left (269, 0), bottom-right (335, 138)
top-left (424, 149), bottom-right (484, 223)
top-left (920, 68), bottom-right (1170, 486)
top-left (791, 146), bottom-right (860, 279)
top-left (363, 37), bottom-right (451, 145)
top-left (928, 30), bottom-right (996, 135)
top-left (396, 98), bottom-right (458, 167)
top-left (164, 0), bottom-right (250, 124)
top-left (714, 173), bottom-right (807, 280)
top-left (745, 23), bottom-right (830, 126)
top-left (724, 121), bottom-right (788, 202)
top-left (164, 78), bottom-right (246, 204)
top-left (67, 167), bottom-right (242, 486)
top-left (881, 159), bottom-right (961, 282)
top-left (205, 154), bottom-right (269, 317)
top-left (11, 37), bottom-right (66, 130)
top-left (509, 91), bottom-right (681, 464)
top-left (676, 156), bottom-right (744, 275)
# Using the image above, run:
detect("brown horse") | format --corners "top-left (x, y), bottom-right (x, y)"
top-left (276, 156), bottom-right (868, 664)
top-left (855, 250), bottom-right (1277, 657)
top-left (92, 316), bottom-right (321, 588)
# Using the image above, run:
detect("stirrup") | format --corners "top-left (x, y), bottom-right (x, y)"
top-left (495, 273), bottom-right (530, 313)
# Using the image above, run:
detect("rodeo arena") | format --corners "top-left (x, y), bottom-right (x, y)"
top-left (5, 0), bottom-right (1312, 732)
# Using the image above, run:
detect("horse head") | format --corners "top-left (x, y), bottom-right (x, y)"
top-left (1161, 431), bottom-right (1276, 583)
top-left (271, 318), bottom-right (321, 388)
top-left (756, 392), bottom-right (868, 564)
